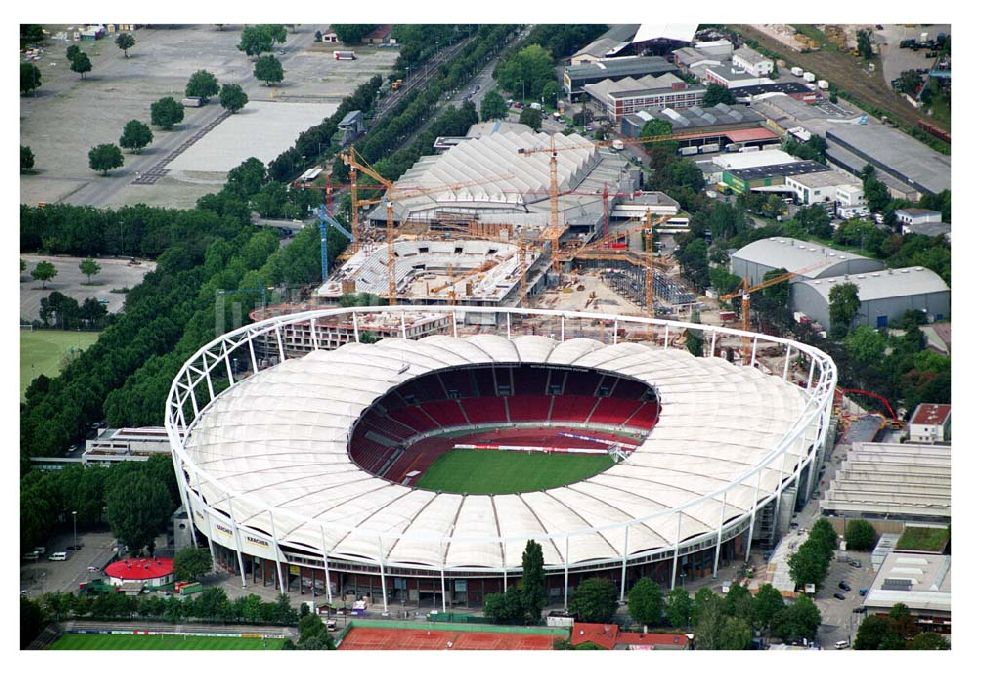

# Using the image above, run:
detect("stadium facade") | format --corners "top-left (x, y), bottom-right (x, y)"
top-left (167, 306), bottom-right (836, 610)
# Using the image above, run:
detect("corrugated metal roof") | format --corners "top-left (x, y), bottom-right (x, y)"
top-left (798, 266), bottom-right (950, 301)
top-left (732, 237), bottom-right (878, 279)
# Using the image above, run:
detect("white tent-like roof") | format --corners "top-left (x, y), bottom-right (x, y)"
top-left (632, 24), bottom-right (699, 44)
top-left (183, 336), bottom-right (814, 571)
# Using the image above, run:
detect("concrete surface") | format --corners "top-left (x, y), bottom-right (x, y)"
top-left (20, 253), bottom-right (155, 322)
top-left (166, 101), bottom-right (338, 172)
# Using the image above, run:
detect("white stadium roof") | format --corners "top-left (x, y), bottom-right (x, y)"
top-left (183, 335), bottom-right (813, 571)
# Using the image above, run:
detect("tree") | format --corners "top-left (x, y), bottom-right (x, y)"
top-left (105, 471), bottom-right (174, 554)
top-left (857, 29), bottom-right (874, 60)
top-left (115, 32), bottom-right (135, 58)
top-left (297, 612), bottom-right (333, 649)
top-left (119, 120), bottom-right (153, 153)
top-left (519, 107), bottom-right (542, 131)
top-left (79, 258), bottom-right (101, 283)
top-left (21, 62), bottom-right (42, 95)
top-left (793, 203), bottom-right (833, 238)
top-left (254, 55), bottom-right (284, 86)
top-left (854, 614), bottom-right (890, 649)
top-left (845, 519), bottom-right (877, 551)
top-left (79, 297), bottom-right (108, 327)
top-left (717, 616), bottom-right (752, 650)
top-left (226, 157), bottom-right (267, 199)
top-left (908, 632), bottom-right (950, 650)
top-left (480, 89), bottom-right (507, 121)
top-left (495, 44), bottom-right (556, 99)
top-left (887, 602), bottom-right (917, 640)
top-left (20, 24), bottom-right (45, 46)
top-left (752, 584), bottom-right (785, 638)
top-left (788, 539), bottom-right (831, 589)
top-left (520, 539), bottom-right (546, 623)
top-left (773, 594), bottom-right (821, 642)
top-left (828, 282), bottom-right (862, 339)
top-left (238, 25), bottom-right (276, 57)
top-left (173, 547), bottom-right (213, 582)
top-left (703, 83), bottom-right (736, 107)
top-left (627, 577), bottom-right (664, 626)
top-left (810, 517), bottom-right (838, 553)
top-left (151, 97), bottom-right (185, 130)
top-left (21, 145), bottom-right (35, 172)
top-left (88, 144), bottom-right (124, 176)
top-left (541, 81), bottom-right (561, 109)
top-left (685, 328), bottom-right (704, 356)
top-left (314, 30), bottom-right (322, 42)
top-left (186, 69), bottom-right (220, 100)
top-left (692, 589), bottom-right (726, 649)
top-left (330, 24), bottom-right (377, 45)
top-left (21, 597), bottom-right (45, 649)
top-left (66, 44), bottom-right (81, 62)
top-left (31, 260), bottom-right (57, 289)
top-left (71, 52), bottom-right (92, 79)
top-left (483, 588), bottom-right (525, 624)
top-left (568, 578), bottom-right (619, 623)
top-left (219, 83), bottom-right (249, 113)
top-left (723, 584), bottom-right (754, 626)
top-left (40, 292), bottom-right (81, 328)
top-left (640, 119), bottom-right (673, 148)
top-left (664, 588), bottom-right (692, 629)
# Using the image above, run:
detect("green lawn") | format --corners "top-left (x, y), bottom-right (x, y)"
top-left (20, 330), bottom-right (100, 401)
top-left (415, 449), bottom-right (613, 494)
top-left (896, 526), bottom-right (950, 553)
top-left (48, 633), bottom-right (283, 650)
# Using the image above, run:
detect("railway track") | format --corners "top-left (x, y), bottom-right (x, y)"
top-left (734, 25), bottom-right (950, 138)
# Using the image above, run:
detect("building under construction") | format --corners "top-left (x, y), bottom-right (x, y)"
top-left (316, 239), bottom-right (551, 314)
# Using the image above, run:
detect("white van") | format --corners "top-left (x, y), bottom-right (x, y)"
top-left (48, 552), bottom-right (68, 561)
top-left (834, 640), bottom-right (850, 650)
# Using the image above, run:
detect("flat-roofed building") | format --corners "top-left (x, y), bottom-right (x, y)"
top-left (785, 169), bottom-right (864, 207)
top-left (705, 65), bottom-right (774, 89)
top-left (731, 237), bottom-right (885, 287)
top-left (584, 74), bottom-right (704, 122)
top-left (863, 552), bottom-right (951, 635)
top-left (791, 266), bottom-right (950, 331)
top-left (83, 427), bottom-right (172, 465)
top-left (909, 403), bottom-right (951, 444)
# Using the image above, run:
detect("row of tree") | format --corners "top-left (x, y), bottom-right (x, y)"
top-left (20, 456), bottom-right (180, 554)
top-left (36, 292), bottom-right (110, 330)
top-left (28, 588), bottom-right (299, 627)
top-left (787, 518), bottom-right (838, 589)
top-left (854, 603), bottom-right (949, 649)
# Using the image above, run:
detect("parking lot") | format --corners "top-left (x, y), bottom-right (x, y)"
top-left (20, 529), bottom-right (120, 598)
top-left (20, 253), bottom-right (155, 322)
top-left (814, 552), bottom-right (877, 648)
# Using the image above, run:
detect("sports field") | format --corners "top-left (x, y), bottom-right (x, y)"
top-left (20, 330), bottom-right (101, 400)
top-left (415, 449), bottom-right (613, 494)
top-left (48, 633), bottom-right (283, 650)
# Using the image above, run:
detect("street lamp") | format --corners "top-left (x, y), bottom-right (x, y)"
top-left (72, 510), bottom-right (78, 551)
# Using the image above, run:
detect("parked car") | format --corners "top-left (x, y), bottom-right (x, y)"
top-left (835, 639), bottom-right (850, 649)
top-left (22, 552), bottom-right (39, 561)
top-left (87, 566), bottom-right (99, 573)
top-left (833, 592), bottom-right (847, 600)
top-left (849, 560), bottom-right (863, 568)
top-left (838, 581), bottom-right (852, 591)
top-left (859, 588), bottom-right (868, 596)
top-left (853, 607), bottom-right (866, 614)
top-left (48, 552), bottom-right (68, 561)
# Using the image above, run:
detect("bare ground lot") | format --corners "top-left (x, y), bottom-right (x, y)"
top-left (20, 25), bottom-right (395, 210)
top-left (20, 253), bottom-right (155, 321)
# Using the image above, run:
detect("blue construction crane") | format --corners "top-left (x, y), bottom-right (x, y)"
top-left (315, 202), bottom-right (353, 282)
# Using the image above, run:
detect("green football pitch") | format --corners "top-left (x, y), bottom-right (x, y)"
top-left (20, 330), bottom-right (100, 401)
top-left (48, 633), bottom-right (283, 650)
top-left (415, 449), bottom-right (613, 494)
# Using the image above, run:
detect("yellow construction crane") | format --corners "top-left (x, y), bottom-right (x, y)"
top-left (517, 132), bottom-right (678, 256)
top-left (719, 260), bottom-right (828, 363)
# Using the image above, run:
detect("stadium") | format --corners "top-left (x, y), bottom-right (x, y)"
top-left (167, 306), bottom-right (836, 611)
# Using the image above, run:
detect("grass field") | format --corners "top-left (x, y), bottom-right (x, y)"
top-left (48, 633), bottom-right (283, 650)
top-left (20, 330), bottom-right (100, 400)
top-left (415, 449), bottom-right (613, 494)
top-left (896, 525), bottom-right (950, 552)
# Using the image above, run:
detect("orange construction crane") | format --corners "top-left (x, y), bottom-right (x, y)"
top-left (338, 147), bottom-right (397, 303)
top-left (517, 132), bottom-right (677, 256)
top-left (719, 260), bottom-right (829, 363)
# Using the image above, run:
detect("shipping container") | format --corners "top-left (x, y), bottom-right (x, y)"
top-left (817, 80), bottom-right (829, 89)
top-left (790, 66), bottom-right (804, 77)
top-left (803, 72), bottom-right (816, 83)
top-left (679, 146), bottom-right (697, 156)
top-left (334, 50), bottom-right (356, 60)
top-left (699, 143), bottom-right (720, 153)
top-left (182, 97), bottom-right (204, 107)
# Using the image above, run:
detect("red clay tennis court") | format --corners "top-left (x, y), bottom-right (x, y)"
top-left (339, 626), bottom-right (559, 650)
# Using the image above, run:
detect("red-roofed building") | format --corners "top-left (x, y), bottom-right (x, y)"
top-left (105, 557), bottom-right (175, 587)
top-left (364, 25), bottom-right (393, 45)
top-left (909, 403), bottom-right (951, 444)
top-left (570, 622), bottom-right (690, 650)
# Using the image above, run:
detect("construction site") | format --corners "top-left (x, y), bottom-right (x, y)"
top-left (297, 122), bottom-right (700, 326)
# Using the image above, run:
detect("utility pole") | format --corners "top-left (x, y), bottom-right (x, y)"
top-left (72, 510), bottom-right (78, 551)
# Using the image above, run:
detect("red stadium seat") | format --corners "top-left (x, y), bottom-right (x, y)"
top-left (462, 397), bottom-right (508, 424)
top-left (507, 395), bottom-right (552, 422)
top-left (420, 400), bottom-right (468, 427)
